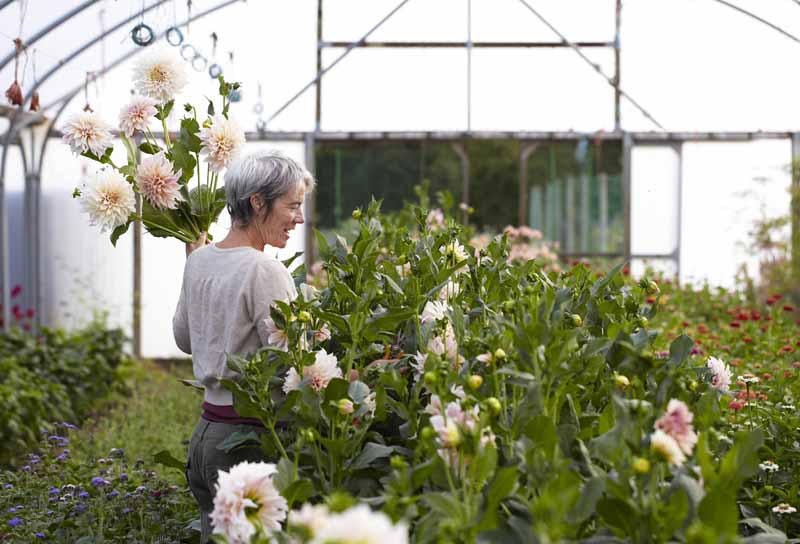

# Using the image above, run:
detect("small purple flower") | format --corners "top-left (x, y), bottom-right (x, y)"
top-left (91, 477), bottom-right (109, 487)
top-left (21, 465), bottom-right (31, 472)
top-left (35, 533), bottom-right (45, 538)
top-left (7, 517), bottom-right (22, 527)
top-left (48, 497), bottom-right (58, 503)
top-left (56, 453), bottom-right (69, 462)
top-left (109, 448), bottom-right (124, 458)
top-left (119, 473), bottom-right (128, 482)
top-left (106, 490), bottom-right (120, 499)
top-left (49, 487), bottom-right (60, 495)
top-left (690, 347), bottom-right (701, 355)
top-left (3, 483), bottom-right (12, 489)
top-left (135, 485), bottom-right (147, 494)
top-left (121, 507), bottom-right (132, 514)
top-left (7, 507), bottom-right (16, 513)
top-left (45, 510), bottom-right (53, 516)
top-left (78, 491), bottom-right (89, 499)
top-left (74, 503), bottom-right (88, 513)
top-left (60, 422), bottom-right (78, 430)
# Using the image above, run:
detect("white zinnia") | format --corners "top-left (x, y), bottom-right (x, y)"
top-left (118, 96), bottom-right (158, 137)
top-left (211, 461), bottom-right (287, 544)
top-left (311, 504), bottom-right (408, 544)
top-left (79, 169), bottom-right (136, 232)
top-left (706, 356), bottom-right (732, 391)
top-left (135, 152), bottom-right (183, 209)
top-left (650, 429), bottom-right (687, 467)
top-left (421, 300), bottom-right (449, 325)
top-left (132, 50), bottom-right (188, 103)
top-left (264, 317), bottom-right (289, 351)
top-left (62, 111), bottom-right (114, 157)
top-left (199, 114), bottom-right (246, 172)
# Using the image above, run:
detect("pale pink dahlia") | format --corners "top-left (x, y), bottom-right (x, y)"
top-left (199, 114), bottom-right (246, 172)
top-left (62, 111), bottom-right (114, 157)
top-left (135, 153), bottom-right (183, 209)
top-left (119, 96), bottom-right (158, 137)
top-left (655, 399), bottom-right (698, 456)
top-left (304, 349), bottom-right (342, 391)
top-left (79, 169), bottom-right (136, 232)
top-left (706, 356), bottom-right (732, 391)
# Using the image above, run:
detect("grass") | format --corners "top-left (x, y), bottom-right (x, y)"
top-left (69, 358), bottom-right (202, 485)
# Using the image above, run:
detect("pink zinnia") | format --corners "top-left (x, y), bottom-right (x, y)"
top-left (135, 153), bottom-right (183, 209)
top-left (655, 399), bottom-right (698, 456)
top-left (119, 96), bottom-right (158, 137)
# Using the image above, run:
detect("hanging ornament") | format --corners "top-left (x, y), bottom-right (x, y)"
top-left (207, 32), bottom-right (222, 79)
top-left (5, 38), bottom-right (24, 106)
top-left (29, 49), bottom-right (39, 111)
top-left (228, 51), bottom-right (241, 102)
top-left (82, 72), bottom-right (94, 112)
top-left (131, 1), bottom-right (154, 46)
top-left (166, 26), bottom-right (184, 46)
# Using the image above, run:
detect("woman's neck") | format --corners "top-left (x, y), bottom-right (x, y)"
top-left (216, 225), bottom-right (264, 251)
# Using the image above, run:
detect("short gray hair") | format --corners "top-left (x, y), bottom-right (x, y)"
top-left (224, 150), bottom-right (316, 227)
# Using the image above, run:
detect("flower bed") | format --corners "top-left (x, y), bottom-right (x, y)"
top-left (209, 202), bottom-right (798, 542)
top-left (0, 322), bottom-right (128, 465)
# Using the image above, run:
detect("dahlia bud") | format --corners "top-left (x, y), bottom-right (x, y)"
top-left (338, 398), bottom-right (354, 415)
top-left (614, 374), bottom-right (630, 390)
top-left (646, 280), bottom-right (660, 295)
top-left (420, 427), bottom-right (436, 441)
top-left (570, 314), bottom-right (583, 327)
top-left (390, 455), bottom-right (407, 470)
top-left (632, 457), bottom-right (651, 474)
top-left (423, 371), bottom-right (438, 386)
top-left (486, 397), bottom-right (502, 416)
top-left (493, 348), bottom-right (507, 361)
top-left (298, 310), bottom-right (312, 323)
top-left (351, 209), bottom-right (362, 220)
top-left (5, 80), bottom-right (22, 106)
top-left (467, 375), bottom-right (483, 390)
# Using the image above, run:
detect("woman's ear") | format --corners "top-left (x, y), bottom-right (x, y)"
top-left (250, 194), bottom-right (263, 212)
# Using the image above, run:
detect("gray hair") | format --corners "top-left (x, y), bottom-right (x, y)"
top-left (224, 150), bottom-right (316, 227)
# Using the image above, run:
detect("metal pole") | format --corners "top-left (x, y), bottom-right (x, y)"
top-left (622, 133), bottom-right (633, 259)
top-left (304, 132), bottom-right (316, 264)
top-left (614, 0), bottom-right (622, 130)
top-left (566, 175), bottom-right (575, 252)
top-left (599, 173), bottom-right (608, 251)
top-left (791, 133), bottom-right (800, 286)
top-left (315, 0), bottom-right (323, 131)
top-left (674, 143), bottom-right (684, 280)
top-left (580, 169), bottom-right (589, 252)
top-left (519, 143), bottom-right (538, 226)
top-left (133, 193), bottom-right (142, 358)
top-left (451, 143), bottom-right (470, 223)
top-left (467, 0), bottom-right (472, 132)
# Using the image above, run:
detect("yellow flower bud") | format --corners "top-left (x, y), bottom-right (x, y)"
top-left (467, 375), bottom-right (483, 390)
top-left (486, 397), bottom-right (502, 416)
top-left (632, 457), bottom-right (651, 474)
top-left (493, 348), bottom-right (507, 361)
top-left (338, 398), bottom-right (354, 415)
top-left (614, 374), bottom-right (630, 390)
top-left (298, 310), bottom-right (312, 323)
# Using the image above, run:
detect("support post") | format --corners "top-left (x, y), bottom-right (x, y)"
top-left (599, 173), bottom-right (608, 251)
top-left (614, 0), bottom-right (622, 130)
top-left (305, 132), bottom-right (317, 264)
top-left (566, 175), bottom-right (575, 252)
top-left (674, 143), bottom-right (684, 280)
top-left (133, 194), bottom-right (142, 358)
top-left (315, 0), bottom-right (323, 131)
top-left (451, 143), bottom-right (470, 223)
top-left (519, 143), bottom-right (538, 226)
top-left (622, 132), bottom-right (633, 260)
top-left (580, 170), bottom-right (589, 252)
top-left (792, 133), bottom-right (800, 286)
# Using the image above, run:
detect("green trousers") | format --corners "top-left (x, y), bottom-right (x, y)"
top-left (186, 418), bottom-right (268, 543)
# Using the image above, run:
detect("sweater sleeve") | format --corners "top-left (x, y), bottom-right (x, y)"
top-left (251, 258), bottom-right (298, 347)
top-left (172, 266), bottom-right (192, 354)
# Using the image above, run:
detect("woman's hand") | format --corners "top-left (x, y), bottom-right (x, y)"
top-left (185, 232), bottom-right (209, 256)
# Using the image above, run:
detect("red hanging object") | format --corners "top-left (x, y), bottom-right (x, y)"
top-left (5, 38), bottom-right (24, 106)
top-left (29, 90), bottom-right (39, 111)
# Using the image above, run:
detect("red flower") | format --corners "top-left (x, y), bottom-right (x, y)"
top-left (750, 311), bottom-right (761, 320)
top-left (25, 308), bottom-right (34, 319)
top-left (780, 345), bottom-right (795, 354)
top-left (681, 321), bottom-right (691, 328)
top-left (783, 305), bottom-right (794, 312)
top-left (10, 285), bottom-right (21, 298)
top-left (762, 373), bottom-right (773, 381)
top-left (766, 299), bottom-right (776, 306)
top-left (728, 400), bottom-right (745, 411)
top-left (622, 266), bottom-right (630, 276)
top-left (742, 336), bottom-right (753, 344)
top-left (784, 370), bottom-right (794, 379)
top-left (772, 294), bottom-right (784, 301)
top-left (730, 322), bottom-right (741, 328)
top-left (698, 324), bottom-right (710, 334)
top-left (736, 312), bottom-right (749, 321)
top-left (757, 393), bottom-right (768, 401)
top-left (646, 296), bottom-right (655, 304)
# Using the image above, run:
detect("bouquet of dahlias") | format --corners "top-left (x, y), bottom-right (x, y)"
top-left (65, 50), bottom-right (245, 245)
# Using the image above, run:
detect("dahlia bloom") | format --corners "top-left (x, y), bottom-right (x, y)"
top-left (650, 429), bottom-right (686, 466)
top-left (263, 317), bottom-right (289, 350)
top-left (118, 96), bottom-right (158, 137)
top-left (427, 323), bottom-right (461, 366)
top-left (199, 114), bottom-right (246, 172)
top-left (79, 169), bottom-right (136, 232)
top-left (425, 209), bottom-right (445, 231)
top-left (62, 111), bottom-right (114, 157)
top-left (440, 240), bottom-right (469, 269)
top-left (438, 280), bottom-right (461, 301)
top-left (314, 324), bottom-right (331, 343)
top-left (421, 300), bottom-right (449, 324)
top-left (288, 503), bottom-right (330, 536)
top-left (706, 356), bottom-right (732, 391)
top-left (135, 153), bottom-right (183, 209)
top-left (284, 349), bottom-right (342, 393)
top-left (132, 50), bottom-right (188, 103)
top-left (311, 504), bottom-right (408, 544)
top-left (654, 399), bottom-right (698, 456)
top-left (211, 461), bottom-right (287, 544)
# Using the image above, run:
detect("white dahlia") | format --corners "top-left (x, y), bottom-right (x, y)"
top-left (282, 367), bottom-right (302, 394)
top-left (288, 503), bottom-right (330, 536)
top-left (199, 114), bottom-right (246, 172)
top-left (650, 429), bottom-right (687, 467)
top-left (311, 504), bottom-right (408, 544)
top-left (132, 50), bottom-right (188, 103)
top-left (706, 356), bottom-right (732, 392)
top-left (211, 461), bottom-right (287, 544)
top-left (421, 300), bottom-right (449, 325)
top-left (62, 111), bottom-right (114, 157)
top-left (79, 169), bottom-right (136, 232)
top-left (263, 317), bottom-right (289, 351)
top-left (135, 152), bottom-right (183, 209)
top-left (438, 279), bottom-right (461, 301)
top-left (304, 349), bottom-right (342, 391)
top-left (119, 96), bottom-right (158, 137)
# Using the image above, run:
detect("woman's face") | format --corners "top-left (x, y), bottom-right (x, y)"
top-left (257, 184), bottom-right (306, 248)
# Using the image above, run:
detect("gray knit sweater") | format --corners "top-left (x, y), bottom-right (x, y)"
top-left (172, 244), bottom-right (297, 405)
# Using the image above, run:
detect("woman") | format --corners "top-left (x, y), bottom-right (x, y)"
top-left (173, 149), bottom-right (315, 542)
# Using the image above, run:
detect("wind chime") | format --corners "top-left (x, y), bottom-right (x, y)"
top-left (4, 0), bottom-right (31, 109)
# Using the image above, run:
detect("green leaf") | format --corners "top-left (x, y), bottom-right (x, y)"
top-left (180, 117), bottom-right (202, 153)
top-left (280, 479), bottom-right (314, 509)
top-left (155, 99), bottom-right (174, 121)
top-left (152, 449), bottom-right (186, 472)
top-left (348, 442), bottom-right (393, 470)
top-left (207, 97), bottom-right (215, 116)
top-left (567, 476), bottom-right (605, 524)
top-left (110, 219), bottom-right (132, 247)
top-left (139, 142), bottom-right (162, 155)
top-left (597, 497), bottom-right (637, 536)
top-left (698, 487), bottom-right (738, 536)
top-left (215, 431), bottom-right (262, 453)
top-left (667, 334), bottom-right (693, 368)
top-left (171, 140), bottom-right (197, 181)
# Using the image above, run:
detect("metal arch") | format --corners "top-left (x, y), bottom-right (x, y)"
top-left (23, 0), bottom-right (172, 106)
top-left (41, 0), bottom-right (245, 113)
top-left (0, 0), bottom-right (17, 12)
top-left (0, 0), bottom-right (102, 71)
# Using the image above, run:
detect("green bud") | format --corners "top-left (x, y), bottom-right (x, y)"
top-left (351, 209), bottom-right (362, 220)
top-left (298, 310), bottom-right (312, 323)
top-left (423, 371), bottom-right (438, 386)
top-left (493, 348), bottom-right (507, 361)
top-left (420, 426), bottom-right (436, 440)
top-left (638, 316), bottom-right (649, 327)
top-left (302, 429), bottom-right (315, 443)
top-left (570, 314), bottom-right (583, 327)
top-left (486, 397), bottom-right (502, 416)
top-left (467, 375), bottom-right (483, 390)
top-left (337, 398), bottom-right (354, 415)
top-left (646, 280), bottom-right (660, 295)
top-left (390, 455), bottom-right (407, 470)
top-left (632, 457), bottom-right (651, 474)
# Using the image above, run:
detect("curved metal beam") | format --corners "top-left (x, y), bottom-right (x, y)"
top-left (0, 0), bottom-right (17, 12)
top-left (709, 0), bottom-right (800, 45)
top-left (41, 0), bottom-right (244, 113)
top-left (0, 0), bottom-right (101, 71)
top-left (23, 0), bottom-right (171, 105)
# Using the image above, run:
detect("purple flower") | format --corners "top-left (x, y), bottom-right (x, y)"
top-left (106, 490), bottom-right (120, 499)
top-left (121, 507), bottom-right (132, 514)
top-left (119, 473), bottom-right (128, 482)
top-left (35, 533), bottom-right (45, 538)
top-left (78, 491), bottom-right (89, 499)
top-left (3, 484), bottom-right (12, 489)
top-left (21, 465), bottom-right (31, 472)
top-left (46, 510), bottom-right (53, 516)
top-left (60, 422), bottom-right (78, 430)
top-left (135, 485), bottom-right (147, 494)
top-left (7, 517), bottom-right (22, 527)
top-left (49, 487), bottom-right (60, 495)
top-left (7, 507), bottom-right (16, 513)
top-left (56, 453), bottom-right (69, 462)
top-left (74, 503), bottom-right (88, 513)
top-left (91, 477), bottom-right (109, 487)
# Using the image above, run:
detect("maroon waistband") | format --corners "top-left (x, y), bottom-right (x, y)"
top-left (201, 402), bottom-right (264, 427)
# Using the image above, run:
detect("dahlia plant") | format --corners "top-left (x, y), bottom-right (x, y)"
top-left (66, 50), bottom-right (244, 245)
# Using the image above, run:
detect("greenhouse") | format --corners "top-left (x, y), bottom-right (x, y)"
top-left (0, 0), bottom-right (798, 542)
